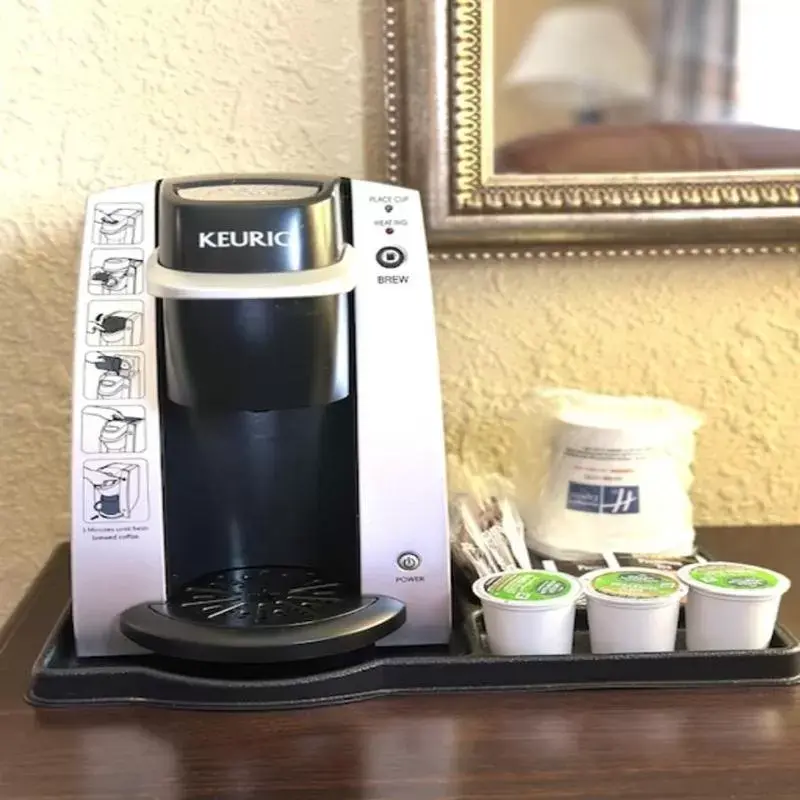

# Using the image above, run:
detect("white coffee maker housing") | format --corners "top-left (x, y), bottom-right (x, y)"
top-left (70, 174), bottom-right (452, 662)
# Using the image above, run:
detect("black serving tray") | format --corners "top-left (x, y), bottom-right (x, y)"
top-left (27, 551), bottom-right (800, 711)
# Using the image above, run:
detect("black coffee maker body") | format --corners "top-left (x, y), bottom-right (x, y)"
top-left (69, 175), bottom-right (451, 663)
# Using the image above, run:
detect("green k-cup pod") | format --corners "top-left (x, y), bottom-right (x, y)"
top-left (678, 562), bottom-right (791, 598)
top-left (474, 570), bottom-right (582, 607)
top-left (583, 567), bottom-right (686, 604)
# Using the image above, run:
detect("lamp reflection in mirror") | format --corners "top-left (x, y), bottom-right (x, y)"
top-left (504, 2), bottom-right (654, 126)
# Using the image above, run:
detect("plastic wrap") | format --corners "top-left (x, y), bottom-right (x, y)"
top-left (511, 387), bottom-right (703, 559)
top-left (449, 469), bottom-right (531, 580)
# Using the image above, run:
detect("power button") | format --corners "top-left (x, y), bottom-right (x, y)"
top-left (376, 246), bottom-right (406, 269)
top-left (397, 551), bottom-right (421, 571)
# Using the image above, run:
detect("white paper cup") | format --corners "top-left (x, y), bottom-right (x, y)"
top-left (582, 567), bottom-right (688, 654)
top-left (472, 570), bottom-right (583, 656)
top-left (677, 562), bottom-right (791, 651)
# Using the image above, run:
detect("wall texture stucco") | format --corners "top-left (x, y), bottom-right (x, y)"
top-left (1, 0), bottom-right (798, 622)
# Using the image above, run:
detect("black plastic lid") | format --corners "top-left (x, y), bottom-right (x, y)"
top-left (156, 174), bottom-right (345, 275)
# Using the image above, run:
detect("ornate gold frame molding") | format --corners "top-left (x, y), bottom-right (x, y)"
top-left (383, 0), bottom-right (800, 259)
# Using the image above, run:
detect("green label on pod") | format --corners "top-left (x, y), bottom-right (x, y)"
top-left (688, 564), bottom-right (779, 591)
top-left (592, 570), bottom-right (679, 599)
top-left (485, 572), bottom-right (573, 602)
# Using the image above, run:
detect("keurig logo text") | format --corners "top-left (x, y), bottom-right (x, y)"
top-left (197, 231), bottom-right (292, 249)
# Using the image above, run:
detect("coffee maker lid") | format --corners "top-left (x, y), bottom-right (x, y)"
top-left (156, 173), bottom-right (345, 276)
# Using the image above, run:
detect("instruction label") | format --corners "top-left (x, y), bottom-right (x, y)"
top-left (70, 182), bottom-right (166, 657)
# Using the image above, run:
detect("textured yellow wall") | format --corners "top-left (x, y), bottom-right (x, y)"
top-left (1, 0), bottom-right (798, 622)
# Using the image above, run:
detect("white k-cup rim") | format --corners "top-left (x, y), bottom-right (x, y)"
top-left (677, 561), bottom-right (791, 600)
top-left (581, 567), bottom-right (688, 608)
top-left (472, 570), bottom-right (583, 612)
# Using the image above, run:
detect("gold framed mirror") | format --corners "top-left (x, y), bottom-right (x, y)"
top-left (383, 0), bottom-right (800, 257)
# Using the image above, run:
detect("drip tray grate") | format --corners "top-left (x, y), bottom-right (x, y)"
top-left (171, 567), bottom-right (360, 628)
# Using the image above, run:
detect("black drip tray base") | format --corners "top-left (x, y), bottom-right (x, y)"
top-left (28, 592), bottom-right (800, 711)
top-left (119, 565), bottom-right (406, 664)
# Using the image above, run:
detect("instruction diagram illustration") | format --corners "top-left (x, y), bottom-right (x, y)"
top-left (86, 300), bottom-right (144, 346)
top-left (92, 203), bottom-right (144, 246)
top-left (83, 459), bottom-right (148, 522)
top-left (88, 248), bottom-right (144, 295)
top-left (81, 405), bottom-right (146, 454)
top-left (84, 351), bottom-right (144, 400)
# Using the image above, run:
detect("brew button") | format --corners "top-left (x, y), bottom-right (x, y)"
top-left (376, 245), bottom-right (406, 269)
top-left (397, 552), bottom-right (421, 571)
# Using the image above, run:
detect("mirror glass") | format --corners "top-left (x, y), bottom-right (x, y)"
top-left (493, 0), bottom-right (800, 174)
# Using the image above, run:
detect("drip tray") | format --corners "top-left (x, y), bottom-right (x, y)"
top-left (119, 566), bottom-right (407, 664)
top-left (28, 590), bottom-right (800, 712)
top-left (168, 566), bottom-right (363, 627)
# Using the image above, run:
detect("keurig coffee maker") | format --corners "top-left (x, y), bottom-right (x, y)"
top-left (70, 175), bottom-right (451, 663)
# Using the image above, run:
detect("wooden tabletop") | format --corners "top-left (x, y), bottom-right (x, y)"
top-left (2, 527), bottom-right (800, 799)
